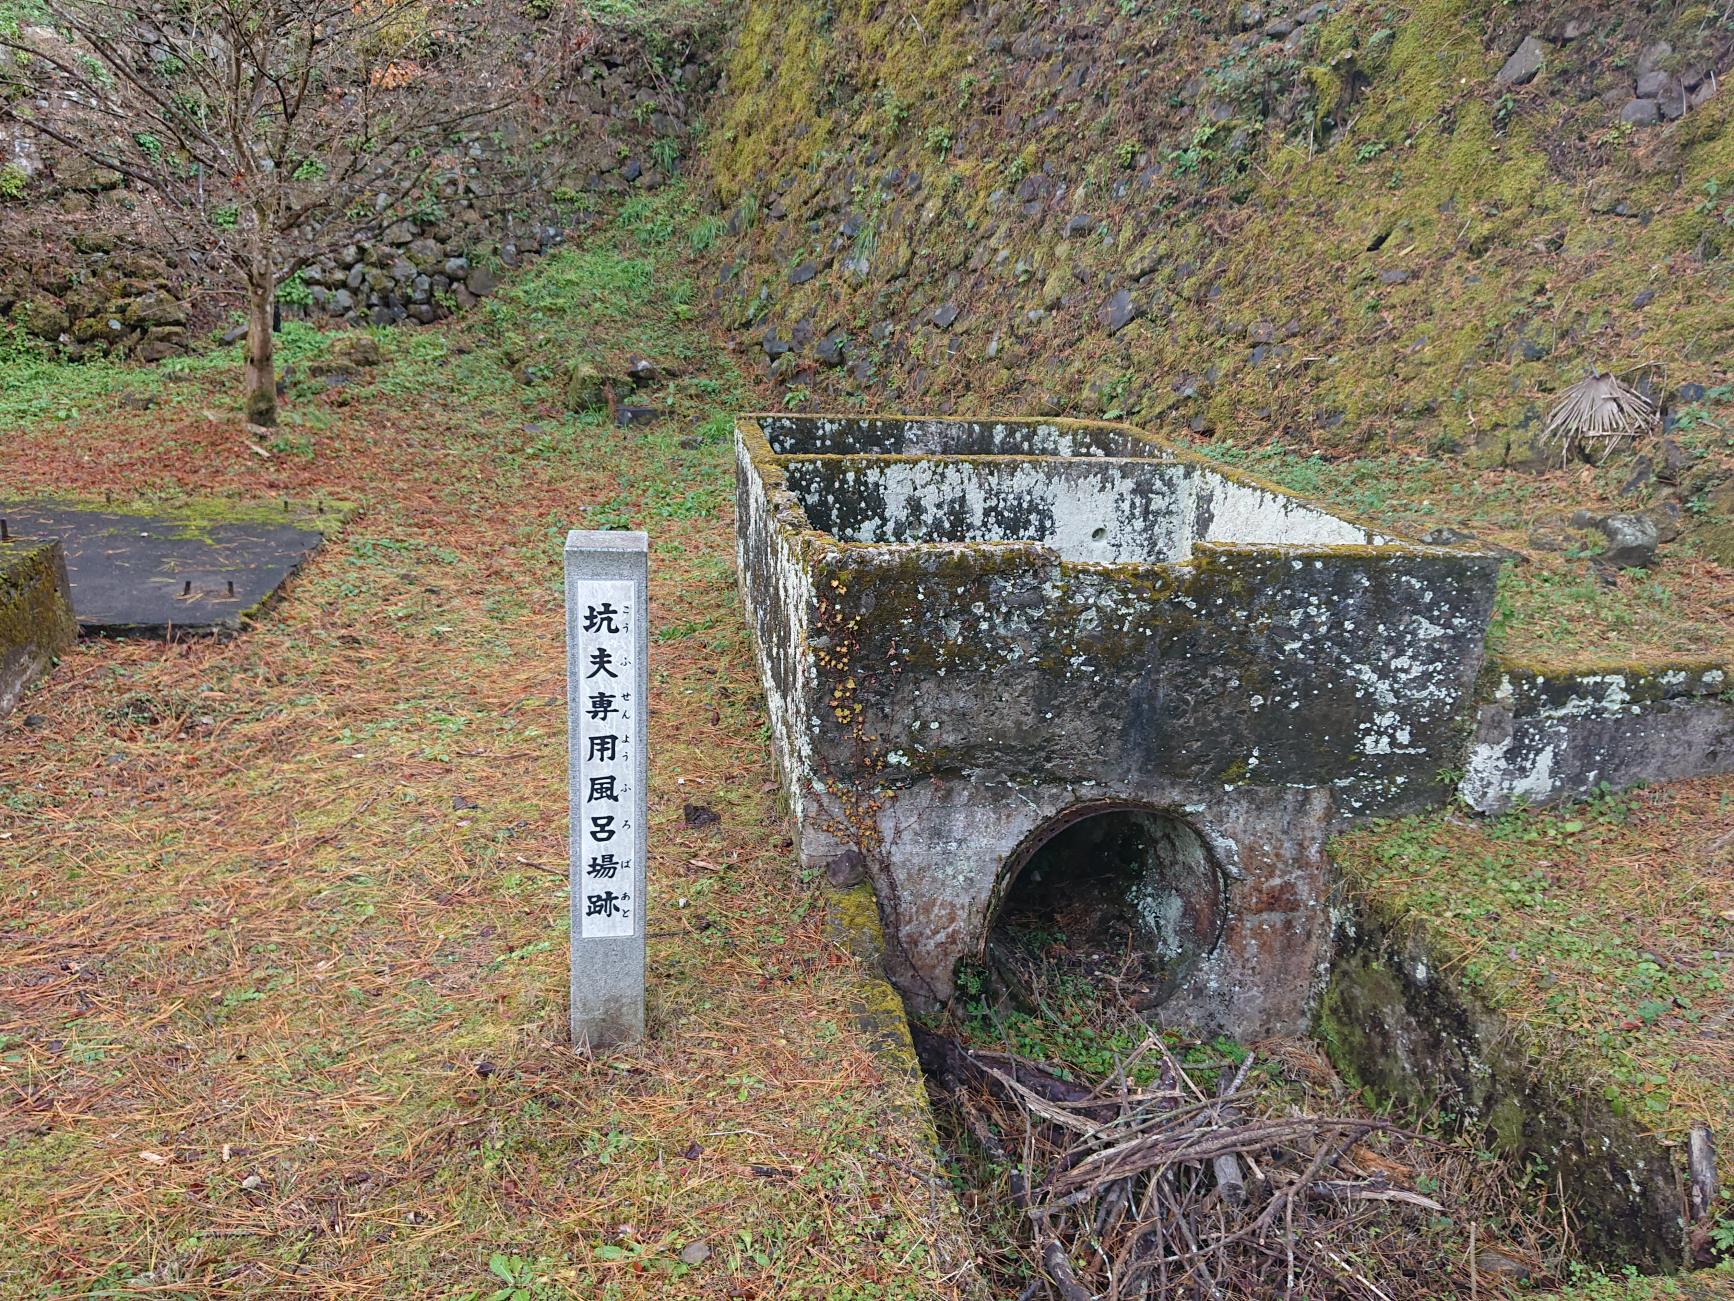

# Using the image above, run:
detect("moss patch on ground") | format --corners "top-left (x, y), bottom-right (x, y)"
top-left (1333, 777), bottom-right (1734, 1194)
top-left (0, 190), bottom-right (979, 1300)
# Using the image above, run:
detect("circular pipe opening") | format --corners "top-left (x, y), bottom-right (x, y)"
top-left (983, 804), bottom-right (1227, 1012)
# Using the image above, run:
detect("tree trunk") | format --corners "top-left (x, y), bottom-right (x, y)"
top-left (243, 276), bottom-right (277, 428)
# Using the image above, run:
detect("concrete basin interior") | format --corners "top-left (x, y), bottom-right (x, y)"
top-left (758, 414), bottom-right (1394, 564)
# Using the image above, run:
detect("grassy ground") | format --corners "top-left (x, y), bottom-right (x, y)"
top-left (3, 176), bottom-right (1732, 1297)
top-left (0, 193), bottom-right (977, 1299)
top-left (1335, 780), bottom-right (1734, 1198)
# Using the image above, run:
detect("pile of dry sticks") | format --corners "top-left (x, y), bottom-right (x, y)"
top-left (916, 1027), bottom-right (1450, 1301)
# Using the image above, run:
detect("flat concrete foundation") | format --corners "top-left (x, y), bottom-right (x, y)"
top-left (0, 501), bottom-right (328, 637)
top-left (0, 539), bottom-right (76, 719)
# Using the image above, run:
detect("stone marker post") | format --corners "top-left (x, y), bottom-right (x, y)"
top-left (566, 530), bottom-right (648, 1048)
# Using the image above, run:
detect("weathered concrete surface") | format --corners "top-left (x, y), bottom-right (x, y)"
top-left (1459, 663), bottom-right (1734, 814)
top-left (1321, 901), bottom-right (1688, 1270)
top-left (0, 501), bottom-right (327, 637)
top-left (737, 414), bottom-right (1502, 1036)
top-left (0, 539), bottom-right (76, 719)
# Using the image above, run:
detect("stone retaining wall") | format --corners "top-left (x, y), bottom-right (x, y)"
top-left (0, 20), bottom-right (721, 357)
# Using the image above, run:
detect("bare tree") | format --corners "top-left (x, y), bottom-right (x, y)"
top-left (1, 0), bottom-right (581, 425)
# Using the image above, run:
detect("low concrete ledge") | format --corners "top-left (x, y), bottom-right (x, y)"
top-left (0, 540), bottom-right (76, 719)
top-left (1459, 662), bottom-right (1734, 814)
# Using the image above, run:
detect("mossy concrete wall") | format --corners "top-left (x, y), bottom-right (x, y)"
top-left (738, 414), bottom-right (1500, 1036)
top-left (1320, 900), bottom-right (1690, 1270)
top-left (1459, 662), bottom-right (1734, 814)
top-left (0, 540), bottom-right (75, 719)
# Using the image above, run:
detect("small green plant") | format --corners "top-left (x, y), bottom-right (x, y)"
top-left (292, 156), bottom-right (327, 182)
top-left (877, 89), bottom-right (910, 134)
top-left (0, 163), bottom-right (26, 200)
top-left (1116, 140), bottom-right (1138, 168)
top-left (650, 136), bottom-right (679, 174)
top-left (277, 272), bottom-right (312, 307)
top-left (1694, 177), bottom-right (1734, 227)
top-left (925, 125), bottom-right (953, 156)
top-left (1354, 139), bottom-right (1389, 163)
top-left (483, 1252), bottom-right (559, 1301)
top-left (210, 204), bottom-right (239, 230)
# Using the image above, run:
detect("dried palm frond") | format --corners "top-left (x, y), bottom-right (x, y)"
top-left (1543, 371), bottom-right (1657, 465)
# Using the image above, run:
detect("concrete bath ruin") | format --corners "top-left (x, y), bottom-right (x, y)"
top-left (736, 414), bottom-right (1506, 1037)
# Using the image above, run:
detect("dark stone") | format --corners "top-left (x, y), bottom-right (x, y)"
top-left (616, 406), bottom-right (661, 427)
top-left (1379, 268), bottom-right (1411, 285)
top-left (626, 355), bottom-right (660, 386)
top-left (1658, 438), bottom-right (1694, 483)
top-left (1099, 288), bottom-right (1140, 335)
top-left (1598, 513), bottom-right (1660, 569)
top-left (1516, 334), bottom-right (1549, 362)
top-left (1676, 382), bottom-right (1708, 403)
top-left (931, 302), bottom-right (959, 330)
top-left (1645, 500), bottom-right (1683, 543)
top-left (682, 802), bottom-right (721, 829)
top-left (1064, 214), bottom-right (1094, 238)
top-left (1475, 1251), bottom-right (1531, 1283)
top-left (1495, 36), bottom-right (1546, 87)
top-left (789, 261), bottom-right (818, 285)
top-left (763, 331), bottom-right (791, 359)
top-left (1620, 98), bottom-right (1660, 127)
top-left (1631, 288), bottom-right (1655, 309)
top-left (1618, 457), bottom-right (1654, 496)
top-left (826, 848), bottom-right (867, 888)
top-left (1265, 16), bottom-right (1296, 38)
top-left (1420, 527), bottom-right (1474, 546)
top-left (1635, 69), bottom-right (1672, 99)
top-left (621, 158), bottom-right (643, 182)
top-left (1636, 41), bottom-right (1673, 79)
top-left (465, 266), bottom-right (499, 297)
top-left (815, 332), bottom-right (846, 366)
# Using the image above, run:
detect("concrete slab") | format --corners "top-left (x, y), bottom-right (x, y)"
top-left (0, 539), bottom-right (76, 718)
top-left (0, 502), bottom-right (329, 637)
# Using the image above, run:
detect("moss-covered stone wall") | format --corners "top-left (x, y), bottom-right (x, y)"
top-left (705, 0), bottom-right (1733, 518)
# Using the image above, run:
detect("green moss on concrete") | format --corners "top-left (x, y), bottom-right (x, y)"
top-left (0, 540), bottom-right (75, 716)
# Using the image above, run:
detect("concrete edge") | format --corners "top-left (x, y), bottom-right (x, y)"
top-left (822, 880), bottom-right (985, 1296)
top-left (0, 540), bottom-right (76, 720)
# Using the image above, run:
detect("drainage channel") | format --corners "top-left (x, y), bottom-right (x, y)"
top-left (911, 830), bottom-right (1694, 1300)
